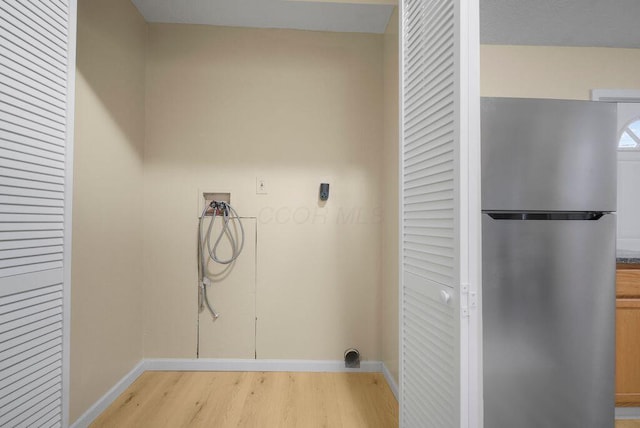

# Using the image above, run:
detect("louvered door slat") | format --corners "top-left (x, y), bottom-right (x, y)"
top-left (0, 0), bottom-right (73, 425)
top-left (0, 245), bottom-right (62, 258)
top-left (405, 125), bottom-right (453, 157)
top-left (2, 0), bottom-right (68, 48)
top-left (0, 361), bottom-right (61, 405)
top-left (404, 261), bottom-right (453, 284)
top-left (0, 98), bottom-right (67, 135)
top-left (0, 143), bottom-right (65, 165)
top-left (0, 165), bottom-right (64, 184)
top-left (0, 103), bottom-right (67, 133)
top-left (0, 194), bottom-right (64, 208)
top-left (12, 0), bottom-right (68, 42)
top-left (52, 0), bottom-right (69, 15)
top-left (405, 7), bottom-right (453, 74)
top-left (405, 109), bottom-right (453, 144)
top-left (1, 339), bottom-right (62, 383)
top-left (0, 164), bottom-right (64, 182)
top-left (406, 127), bottom-right (454, 158)
top-left (0, 239), bottom-right (63, 252)
top-left (0, 175), bottom-right (65, 192)
top-left (0, 350), bottom-right (61, 387)
top-left (0, 27), bottom-right (67, 82)
top-left (0, 2), bottom-right (67, 62)
top-left (0, 185), bottom-right (64, 200)
top-left (405, 150), bottom-right (454, 174)
top-left (0, 332), bottom-right (62, 381)
top-left (0, 63), bottom-right (66, 109)
top-left (40, 2), bottom-right (69, 26)
top-left (405, 81), bottom-right (453, 127)
top-left (0, 220), bottom-right (64, 230)
top-left (0, 204), bottom-right (64, 216)
top-left (1, 134), bottom-right (67, 159)
top-left (0, 72), bottom-right (66, 112)
top-left (0, 42), bottom-right (66, 96)
top-left (0, 237), bottom-right (64, 247)
top-left (0, 262), bottom-right (63, 278)
top-left (0, 285), bottom-right (62, 311)
top-left (401, 0), bottom-right (471, 426)
top-left (0, 254), bottom-right (63, 273)
top-left (0, 289), bottom-right (63, 324)
top-left (405, 16), bottom-right (453, 81)
top-left (405, 234), bottom-right (453, 248)
top-left (1, 83), bottom-right (66, 121)
top-left (18, 400), bottom-right (61, 428)
top-left (0, 113), bottom-right (66, 145)
top-left (0, 231), bottom-right (64, 244)
top-left (0, 313), bottom-right (62, 344)
top-left (0, 381), bottom-right (61, 427)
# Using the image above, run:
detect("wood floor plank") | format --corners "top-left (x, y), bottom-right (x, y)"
top-left (92, 372), bottom-right (638, 428)
top-left (90, 371), bottom-right (398, 428)
top-left (617, 421), bottom-right (640, 428)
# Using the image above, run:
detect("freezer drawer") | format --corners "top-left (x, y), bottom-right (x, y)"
top-left (482, 213), bottom-right (615, 428)
top-left (481, 97), bottom-right (617, 212)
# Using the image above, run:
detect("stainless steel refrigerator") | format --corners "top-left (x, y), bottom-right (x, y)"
top-left (482, 98), bottom-right (617, 428)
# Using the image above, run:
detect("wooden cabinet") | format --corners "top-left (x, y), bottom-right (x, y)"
top-left (616, 265), bottom-right (640, 407)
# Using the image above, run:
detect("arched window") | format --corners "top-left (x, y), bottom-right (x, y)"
top-left (619, 118), bottom-right (640, 150)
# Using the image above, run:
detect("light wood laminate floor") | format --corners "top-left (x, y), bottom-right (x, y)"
top-left (91, 371), bottom-right (398, 428)
top-left (90, 371), bottom-right (640, 428)
top-left (618, 421), bottom-right (640, 428)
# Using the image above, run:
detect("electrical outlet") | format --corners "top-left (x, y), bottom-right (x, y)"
top-left (256, 177), bottom-right (267, 194)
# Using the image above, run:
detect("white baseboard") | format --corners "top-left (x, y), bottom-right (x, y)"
top-left (70, 360), bottom-right (145, 428)
top-left (381, 362), bottom-right (399, 400)
top-left (616, 407), bottom-right (640, 419)
top-left (144, 358), bottom-right (382, 373)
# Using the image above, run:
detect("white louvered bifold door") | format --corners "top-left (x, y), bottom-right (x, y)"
top-left (0, 1), bottom-right (76, 427)
top-left (399, 0), bottom-right (480, 426)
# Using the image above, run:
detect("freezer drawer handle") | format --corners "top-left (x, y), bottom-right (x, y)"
top-left (486, 212), bottom-right (607, 221)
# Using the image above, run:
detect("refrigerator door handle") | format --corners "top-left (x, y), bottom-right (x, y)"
top-left (485, 212), bottom-right (609, 221)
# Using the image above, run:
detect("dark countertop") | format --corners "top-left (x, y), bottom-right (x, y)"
top-left (617, 250), bottom-right (640, 265)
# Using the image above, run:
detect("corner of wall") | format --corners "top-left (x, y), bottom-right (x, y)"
top-left (70, 0), bottom-right (148, 423)
top-left (381, 6), bottom-right (400, 385)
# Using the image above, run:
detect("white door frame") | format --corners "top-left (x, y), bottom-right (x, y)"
top-left (460, 0), bottom-right (482, 426)
top-left (63, 1), bottom-right (78, 426)
top-left (591, 88), bottom-right (640, 421)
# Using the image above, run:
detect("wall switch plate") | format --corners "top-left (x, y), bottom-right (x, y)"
top-left (256, 178), bottom-right (267, 195)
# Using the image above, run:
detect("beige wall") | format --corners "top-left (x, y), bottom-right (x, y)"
top-left (381, 8), bottom-right (399, 384)
top-left (71, 0), bottom-right (147, 422)
top-left (143, 24), bottom-right (385, 360)
top-left (481, 45), bottom-right (640, 100)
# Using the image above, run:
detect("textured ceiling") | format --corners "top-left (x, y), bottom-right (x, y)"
top-left (131, 0), bottom-right (640, 47)
top-left (130, 0), bottom-right (394, 34)
top-left (481, 0), bottom-right (640, 48)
